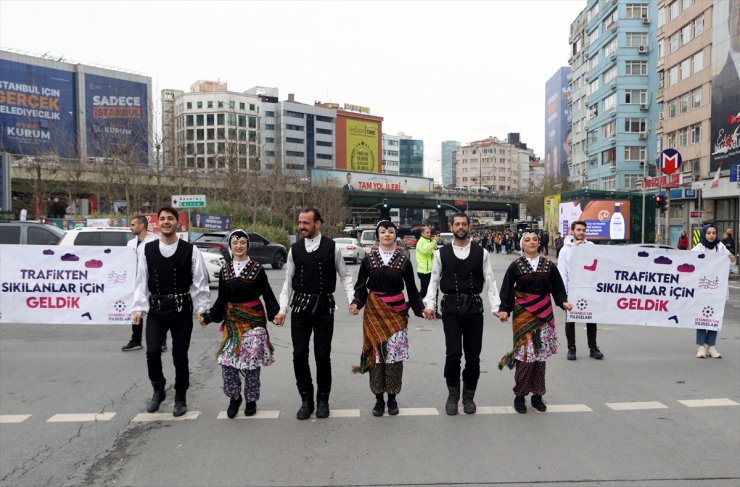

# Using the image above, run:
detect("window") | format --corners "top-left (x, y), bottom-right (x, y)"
top-left (286, 110), bottom-right (305, 118)
top-left (588, 78), bottom-right (599, 95)
top-left (626, 61), bottom-right (647, 75)
top-left (603, 38), bottom-right (617, 58)
top-left (624, 146), bottom-right (646, 161)
top-left (196, 129), bottom-right (204, 140)
top-left (265, 111), bottom-right (275, 117)
top-left (286, 137), bottom-right (304, 144)
top-left (679, 93), bottom-right (689, 113)
top-left (250, 104), bottom-right (256, 111)
top-left (678, 127), bottom-right (689, 147)
top-left (603, 93), bottom-right (616, 112)
top-left (239, 102), bottom-right (245, 110)
top-left (186, 129), bottom-right (194, 141)
top-left (691, 87), bottom-right (702, 108)
top-left (626, 32), bottom-right (648, 48)
top-left (286, 124), bottom-right (304, 131)
top-left (604, 10), bottom-right (617, 31)
top-left (265, 150), bottom-right (275, 157)
top-left (228, 113), bottom-right (236, 126)
top-left (692, 50), bottom-right (703, 73)
top-left (28, 227), bottom-right (60, 245)
top-left (316, 128), bottom-right (333, 135)
top-left (229, 101), bottom-right (235, 109)
top-left (669, 2), bottom-right (679, 20)
top-left (186, 102), bottom-right (192, 109)
top-left (218, 101), bottom-right (224, 108)
top-left (625, 89), bottom-right (647, 104)
top-left (197, 101), bottom-right (203, 109)
top-left (196, 114), bottom-right (204, 126)
top-left (626, 4), bottom-right (648, 19)
top-left (238, 115), bottom-right (246, 127)
top-left (668, 99), bottom-right (677, 117)
top-left (206, 114), bottom-right (214, 126)
top-left (680, 58), bottom-right (691, 80)
top-left (604, 66), bottom-right (617, 84)
top-left (207, 128), bottom-right (214, 140)
top-left (217, 114), bottom-right (224, 125)
top-left (691, 123), bottom-right (702, 143)
top-left (286, 151), bottom-right (305, 157)
top-left (658, 6), bottom-right (666, 27)
top-left (669, 66), bottom-right (678, 85)
top-left (186, 115), bottom-right (193, 127)
top-left (602, 148), bottom-right (616, 165)
top-left (587, 129), bottom-right (599, 146)
top-left (266, 124), bottom-right (275, 130)
top-left (670, 33), bottom-right (679, 53)
top-left (247, 117), bottom-right (256, 129)
top-left (681, 24), bottom-right (692, 46)
top-left (694, 14), bottom-right (704, 36)
top-left (316, 140), bottom-right (332, 147)
top-left (316, 154), bottom-right (332, 160)
top-left (265, 137), bottom-right (275, 143)
top-left (682, 0), bottom-right (693, 10)
top-left (602, 120), bottom-right (617, 138)
top-left (316, 115), bottom-right (333, 123)
top-left (207, 101), bottom-right (213, 108)
top-left (624, 118), bottom-right (646, 132)
top-left (667, 132), bottom-right (676, 148)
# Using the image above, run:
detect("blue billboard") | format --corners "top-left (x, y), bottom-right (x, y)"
top-left (85, 74), bottom-right (148, 164)
top-left (0, 59), bottom-right (77, 158)
top-left (544, 67), bottom-right (571, 180)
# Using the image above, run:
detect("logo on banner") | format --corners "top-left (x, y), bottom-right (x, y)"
top-left (698, 275), bottom-right (719, 289)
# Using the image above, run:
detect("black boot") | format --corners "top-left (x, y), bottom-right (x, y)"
top-left (445, 383), bottom-right (460, 416)
top-left (567, 347), bottom-right (577, 361)
top-left (244, 401), bottom-right (257, 416)
top-left (146, 381), bottom-right (166, 413)
top-left (372, 394), bottom-right (385, 417)
top-left (296, 388), bottom-right (315, 420)
top-left (387, 394), bottom-right (399, 416)
top-left (462, 383), bottom-right (477, 414)
top-left (227, 395), bottom-right (242, 419)
top-left (316, 390), bottom-right (330, 419)
top-left (531, 394), bottom-right (547, 412)
top-left (514, 395), bottom-right (527, 414)
top-left (173, 390), bottom-right (187, 417)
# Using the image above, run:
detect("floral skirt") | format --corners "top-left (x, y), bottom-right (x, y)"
top-left (217, 327), bottom-right (274, 370)
top-left (512, 321), bottom-right (558, 363)
top-left (374, 329), bottom-right (409, 364)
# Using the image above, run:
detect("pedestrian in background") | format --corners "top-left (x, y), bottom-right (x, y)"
top-left (692, 223), bottom-right (736, 359)
top-left (496, 230), bottom-right (571, 414)
top-left (415, 226), bottom-right (438, 308)
top-left (555, 232), bottom-right (564, 258)
top-left (721, 228), bottom-right (735, 256)
top-left (122, 215), bottom-right (158, 352)
top-left (678, 230), bottom-right (689, 250)
top-left (200, 230), bottom-right (279, 418)
top-left (350, 221), bottom-right (423, 417)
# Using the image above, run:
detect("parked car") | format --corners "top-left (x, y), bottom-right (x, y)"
top-left (437, 232), bottom-right (454, 247)
top-left (401, 235), bottom-right (417, 248)
top-left (333, 237), bottom-right (366, 264)
top-left (193, 231), bottom-right (288, 269)
top-left (59, 227), bottom-right (135, 246)
top-left (359, 229), bottom-right (376, 251)
top-left (201, 250), bottom-right (226, 284)
top-left (0, 221), bottom-right (65, 245)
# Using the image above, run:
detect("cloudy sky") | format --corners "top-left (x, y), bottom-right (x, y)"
top-left (1, 0), bottom-right (585, 179)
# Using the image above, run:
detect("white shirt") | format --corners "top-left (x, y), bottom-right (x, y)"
top-left (423, 240), bottom-right (501, 311)
top-left (131, 239), bottom-right (211, 314)
top-left (231, 257), bottom-right (250, 275)
top-left (278, 232), bottom-right (355, 314)
top-left (127, 232), bottom-right (158, 256)
top-left (557, 238), bottom-right (594, 294)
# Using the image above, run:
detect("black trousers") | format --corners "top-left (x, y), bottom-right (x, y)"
top-left (418, 272), bottom-right (432, 303)
top-left (565, 322), bottom-right (597, 349)
top-left (130, 323), bottom-right (142, 343)
top-left (146, 309), bottom-right (193, 392)
top-left (291, 308), bottom-right (334, 396)
top-left (442, 312), bottom-right (484, 388)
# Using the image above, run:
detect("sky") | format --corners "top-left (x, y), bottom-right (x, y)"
top-left (0, 0), bottom-right (586, 180)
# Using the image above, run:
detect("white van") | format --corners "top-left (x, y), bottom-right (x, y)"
top-left (359, 229), bottom-right (376, 250)
top-left (470, 186), bottom-right (490, 193)
top-left (453, 186), bottom-right (468, 192)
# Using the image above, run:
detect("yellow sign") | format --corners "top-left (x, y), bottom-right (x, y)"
top-left (346, 120), bottom-right (379, 172)
top-left (544, 194), bottom-right (561, 236)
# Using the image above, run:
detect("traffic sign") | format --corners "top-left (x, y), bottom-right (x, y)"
top-left (660, 148), bottom-right (682, 175)
top-left (171, 194), bottom-right (206, 208)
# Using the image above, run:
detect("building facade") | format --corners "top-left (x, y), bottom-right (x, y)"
top-left (441, 140), bottom-right (460, 187)
top-left (1, 50), bottom-right (152, 165)
top-left (454, 135), bottom-right (533, 194)
top-left (382, 133), bottom-right (400, 175)
top-left (398, 133), bottom-right (424, 177)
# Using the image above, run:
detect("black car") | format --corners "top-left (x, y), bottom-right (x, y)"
top-left (0, 221), bottom-right (65, 245)
top-left (193, 231), bottom-right (288, 269)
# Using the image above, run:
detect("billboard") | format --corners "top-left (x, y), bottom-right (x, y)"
top-left (710, 0), bottom-right (740, 172)
top-left (312, 168), bottom-right (433, 193)
top-left (85, 74), bottom-right (148, 164)
top-left (544, 67), bottom-right (571, 179)
top-left (191, 212), bottom-right (231, 231)
top-left (559, 199), bottom-right (631, 240)
top-left (543, 194), bottom-right (561, 238)
top-left (0, 152), bottom-right (9, 211)
top-left (0, 59), bottom-right (77, 158)
top-left (346, 119), bottom-right (379, 172)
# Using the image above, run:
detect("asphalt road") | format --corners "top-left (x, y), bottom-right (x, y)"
top-left (1, 249), bottom-right (739, 487)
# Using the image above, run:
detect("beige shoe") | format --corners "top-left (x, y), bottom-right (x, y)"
top-left (707, 346), bottom-right (721, 358)
top-left (697, 346), bottom-right (707, 358)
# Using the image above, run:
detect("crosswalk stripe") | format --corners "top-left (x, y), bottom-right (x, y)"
top-left (606, 401), bottom-right (668, 411)
top-left (216, 410), bottom-right (280, 419)
top-left (325, 409), bottom-right (360, 418)
top-left (546, 404), bottom-right (593, 412)
top-left (678, 398), bottom-right (740, 407)
top-left (396, 407), bottom-right (439, 416)
top-left (0, 414), bottom-right (31, 423)
top-left (131, 411), bottom-right (201, 421)
top-left (47, 413), bottom-right (115, 422)
top-left (474, 406), bottom-right (516, 414)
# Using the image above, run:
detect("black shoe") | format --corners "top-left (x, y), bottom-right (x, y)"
top-left (567, 348), bottom-right (576, 361)
top-left (161, 341), bottom-right (167, 352)
top-left (589, 347), bottom-right (604, 360)
top-left (122, 340), bottom-right (143, 351)
top-left (296, 393), bottom-right (315, 420)
top-left (514, 395), bottom-right (527, 414)
top-left (146, 382), bottom-right (166, 413)
top-left (531, 394), bottom-right (547, 412)
top-left (316, 400), bottom-right (330, 418)
top-left (372, 394), bottom-right (385, 417)
top-left (462, 383), bottom-right (476, 414)
top-left (173, 391), bottom-right (187, 417)
top-left (227, 395), bottom-right (242, 419)
top-left (387, 394), bottom-right (399, 416)
top-left (244, 401), bottom-right (257, 416)
top-left (446, 384), bottom-right (460, 416)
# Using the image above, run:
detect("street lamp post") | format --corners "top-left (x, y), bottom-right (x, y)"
top-left (641, 160), bottom-right (646, 244)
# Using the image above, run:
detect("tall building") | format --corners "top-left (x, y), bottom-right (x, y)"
top-left (382, 133), bottom-right (400, 175)
top-left (544, 67), bottom-right (572, 180)
top-left (454, 135), bottom-right (533, 193)
top-left (441, 140), bottom-right (460, 187)
top-left (164, 81), bottom-right (261, 172)
top-left (568, 0), bottom-right (659, 191)
top-left (1, 49), bottom-right (152, 165)
top-left (398, 133), bottom-right (424, 177)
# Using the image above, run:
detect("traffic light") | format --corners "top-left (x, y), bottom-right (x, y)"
top-left (654, 194), bottom-right (666, 213)
top-left (382, 199), bottom-right (389, 209)
top-left (436, 200), bottom-right (442, 209)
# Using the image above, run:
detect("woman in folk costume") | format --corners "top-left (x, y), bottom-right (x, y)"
top-left (200, 229), bottom-right (279, 418)
top-left (495, 230), bottom-right (572, 414)
top-left (691, 223), bottom-right (736, 358)
top-left (349, 221), bottom-right (423, 417)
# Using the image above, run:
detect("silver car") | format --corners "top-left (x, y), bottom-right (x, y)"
top-left (334, 237), bottom-right (366, 264)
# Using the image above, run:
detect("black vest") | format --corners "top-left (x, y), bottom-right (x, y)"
top-left (291, 236), bottom-right (337, 294)
top-left (144, 239), bottom-right (193, 296)
top-left (439, 243), bottom-right (485, 295)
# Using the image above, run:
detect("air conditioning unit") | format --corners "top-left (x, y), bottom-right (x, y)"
top-left (640, 103), bottom-right (649, 110)
top-left (610, 166), bottom-right (617, 172)
top-left (639, 132), bottom-right (648, 139)
top-left (642, 16), bottom-right (650, 24)
top-left (638, 45), bottom-right (648, 53)
top-left (610, 52), bottom-right (617, 60)
top-left (609, 137), bottom-right (616, 144)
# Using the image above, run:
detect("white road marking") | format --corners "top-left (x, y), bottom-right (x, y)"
top-left (546, 404), bottom-right (593, 412)
top-left (324, 409), bottom-right (360, 418)
top-left (396, 407), bottom-right (439, 416)
top-left (0, 414), bottom-right (31, 423)
top-left (216, 410), bottom-right (280, 419)
top-left (472, 406), bottom-right (516, 414)
top-left (728, 284), bottom-right (739, 289)
top-left (47, 413), bottom-right (115, 422)
top-left (678, 398), bottom-right (740, 407)
top-left (606, 401), bottom-right (668, 411)
top-left (131, 411), bottom-right (201, 421)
